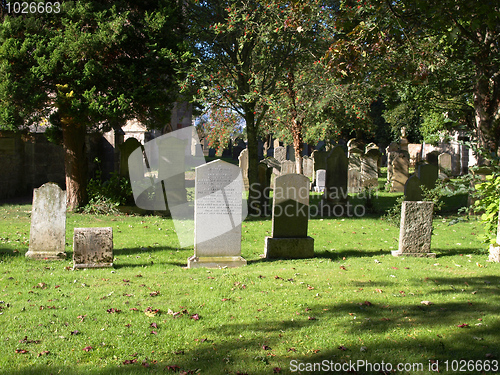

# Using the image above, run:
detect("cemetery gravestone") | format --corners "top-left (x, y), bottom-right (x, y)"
top-left (302, 156), bottom-right (314, 181)
top-left (392, 201), bottom-right (435, 257)
top-left (438, 152), bottom-right (452, 178)
top-left (426, 151), bottom-right (439, 166)
top-left (312, 150), bottom-right (328, 178)
top-left (315, 169), bottom-right (326, 193)
top-left (188, 160), bottom-right (246, 268)
top-left (390, 152), bottom-right (409, 192)
top-left (281, 160), bottom-right (295, 175)
top-left (265, 174), bottom-right (314, 259)
top-left (404, 175), bottom-right (423, 201)
top-left (348, 147), bottom-right (364, 194)
top-left (324, 146), bottom-right (348, 207)
top-left (73, 227), bottom-right (113, 268)
top-left (418, 163), bottom-right (438, 190)
top-left (274, 146), bottom-right (286, 163)
top-left (26, 183), bottom-right (66, 260)
top-left (362, 146), bottom-right (381, 189)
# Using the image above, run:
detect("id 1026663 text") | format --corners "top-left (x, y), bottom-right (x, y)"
top-left (4, 2), bottom-right (61, 14)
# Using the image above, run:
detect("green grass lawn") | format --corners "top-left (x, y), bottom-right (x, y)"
top-left (0, 198), bottom-right (498, 375)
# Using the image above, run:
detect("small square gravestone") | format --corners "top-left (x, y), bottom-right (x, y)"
top-left (73, 227), bottom-right (113, 268)
top-left (26, 183), bottom-right (66, 260)
top-left (265, 174), bottom-right (314, 259)
top-left (392, 201), bottom-right (435, 258)
top-left (188, 160), bottom-right (246, 268)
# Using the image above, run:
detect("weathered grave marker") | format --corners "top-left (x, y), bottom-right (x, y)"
top-left (73, 227), bottom-right (113, 268)
top-left (274, 146), bottom-right (286, 163)
top-left (26, 183), bottom-right (66, 260)
top-left (188, 160), bottom-right (246, 268)
top-left (315, 169), bottom-right (326, 193)
top-left (281, 160), bottom-right (295, 175)
top-left (392, 201), bottom-right (435, 257)
top-left (265, 174), bottom-right (314, 259)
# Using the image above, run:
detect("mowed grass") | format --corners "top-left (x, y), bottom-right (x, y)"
top-left (0, 200), bottom-right (499, 375)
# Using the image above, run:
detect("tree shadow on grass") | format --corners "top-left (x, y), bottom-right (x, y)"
top-left (112, 246), bottom-right (191, 268)
top-left (6, 291), bottom-right (499, 375)
top-left (433, 247), bottom-right (486, 257)
top-left (0, 247), bottom-right (25, 257)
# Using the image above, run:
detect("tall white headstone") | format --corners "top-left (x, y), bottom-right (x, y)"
top-left (188, 160), bottom-right (247, 268)
top-left (26, 183), bottom-right (66, 260)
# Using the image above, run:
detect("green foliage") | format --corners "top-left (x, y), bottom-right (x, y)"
top-left (382, 195), bottom-right (405, 226)
top-left (473, 174), bottom-right (500, 245)
top-left (84, 163), bottom-right (133, 215)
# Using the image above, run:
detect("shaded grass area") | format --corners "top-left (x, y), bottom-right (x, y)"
top-left (0, 202), bottom-right (498, 375)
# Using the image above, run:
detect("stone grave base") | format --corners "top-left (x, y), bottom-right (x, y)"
top-left (187, 256), bottom-right (247, 269)
top-left (25, 251), bottom-right (66, 260)
top-left (73, 227), bottom-right (113, 269)
top-left (489, 244), bottom-right (500, 262)
top-left (264, 237), bottom-right (314, 259)
top-left (391, 250), bottom-right (436, 258)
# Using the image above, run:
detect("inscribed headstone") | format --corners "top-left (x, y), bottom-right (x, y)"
top-left (392, 201), bottom-right (435, 257)
top-left (188, 160), bottom-right (246, 268)
top-left (73, 227), bottom-right (113, 268)
top-left (26, 183), bottom-right (66, 260)
top-left (265, 174), bottom-right (314, 259)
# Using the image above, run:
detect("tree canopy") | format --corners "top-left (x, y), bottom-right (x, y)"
top-left (0, 0), bottom-right (187, 208)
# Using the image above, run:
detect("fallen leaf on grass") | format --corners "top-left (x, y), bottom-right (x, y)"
top-left (221, 298), bottom-right (231, 302)
top-left (287, 348), bottom-right (297, 352)
top-left (339, 266), bottom-right (347, 270)
top-left (70, 331), bottom-right (79, 335)
top-left (37, 351), bottom-right (50, 357)
top-left (151, 330), bottom-right (158, 335)
top-left (375, 289), bottom-right (383, 293)
top-left (150, 322), bottom-right (158, 328)
top-left (150, 291), bottom-right (160, 297)
top-left (15, 349), bottom-right (28, 354)
top-left (308, 316), bottom-right (317, 320)
top-left (83, 346), bottom-right (92, 352)
top-left (145, 307), bottom-right (160, 317)
top-left (262, 345), bottom-right (271, 350)
top-left (123, 359), bottom-right (137, 365)
top-left (273, 368), bottom-right (282, 373)
top-left (106, 308), bottom-right (121, 313)
top-left (359, 301), bottom-right (372, 306)
top-left (338, 345), bottom-right (348, 351)
top-left (19, 336), bottom-right (40, 344)
top-left (190, 314), bottom-right (200, 320)
top-left (130, 308), bottom-right (139, 311)
top-left (457, 323), bottom-right (469, 328)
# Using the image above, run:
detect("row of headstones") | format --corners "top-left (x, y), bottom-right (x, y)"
top-left (28, 172), bottom-right (498, 268)
top-left (25, 183), bottom-right (114, 268)
top-left (387, 142), bottom-right (453, 193)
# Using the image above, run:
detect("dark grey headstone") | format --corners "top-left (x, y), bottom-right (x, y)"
top-left (418, 163), bottom-right (438, 190)
top-left (325, 146), bottom-right (348, 203)
top-left (404, 175), bottom-right (423, 201)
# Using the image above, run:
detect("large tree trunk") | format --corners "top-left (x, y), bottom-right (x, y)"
top-left (245, 108), bottom-right (260, 217)
top-left (61, 118), bottom-right (88, 210)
